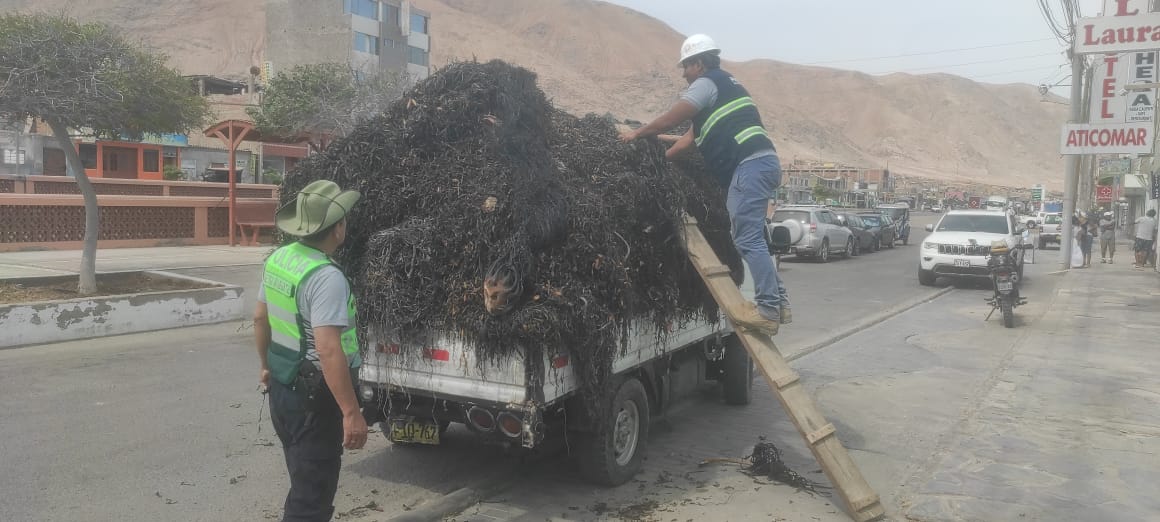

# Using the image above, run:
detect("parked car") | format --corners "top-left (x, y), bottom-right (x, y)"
top-left (1036, 212), bottom-right (1063, 249)
top-left (836, 213), bottom-right (876, 255)
top-left (919, 209), bottom-right (1029, 286)
top-left (857, 212), bottom-right (896, 249)
top-left (767, 205), bottom-right (856, 263)
top-left (878, 204), bottom-right (912, 245)
top-left (931, 205), bottom-right (943, 213)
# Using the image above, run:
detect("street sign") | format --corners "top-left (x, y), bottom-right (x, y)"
top-left (1075, 2), bottom-right (1160, 55)
top-left (1061, 122), bottom-right (1154, 154)
top-left (1152, 172), bottom-right (1160, 199)
top-left (1090, 52), bottom-right (1158, 125)
top-left (968, 196), bottom-right (981, 209)
top-left (1097, 185), bottom-right (1115, 202)
top-left (1031, 187), bottom-right (1043, 202)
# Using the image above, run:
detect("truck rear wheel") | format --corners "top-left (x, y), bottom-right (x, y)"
top-left (722, 335), bottom-right (753, 405)
top-left (577, 377), bottom-right (650, 486)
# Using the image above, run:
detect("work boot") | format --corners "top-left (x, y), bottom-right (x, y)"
top-left (733, 303), bottom-right (779, 336)
top-left (780, 306), bottom-right (793, 325)
top-left (1101, 258), bottom-right (1106, 264)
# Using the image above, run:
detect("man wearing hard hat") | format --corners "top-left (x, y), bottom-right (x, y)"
top-left (253, 180), bottom-right (367, 521)
top-left (621, 34), bottom-right (788, 335)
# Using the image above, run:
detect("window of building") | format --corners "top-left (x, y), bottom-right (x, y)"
top-left (344, 0), bottom-right (380, 20)
top-left (408, 45), bottom-right (429, 66)
top-left (354, 31), bottom-right (380, 55)
top-left (79, 144), bottom-right (97, 170)
top-left (2, 149), bottom-right (25, 165)
top-left (103, 152), bottom-right (118, 171)
top-left (384, 4), bottom-right (400, 26)
top-left (143, 149), bottom-right (160, 173)
top-left (382, 38), bottom-right (397, 50)
top-left (410, 13), bottom-right (428, 34)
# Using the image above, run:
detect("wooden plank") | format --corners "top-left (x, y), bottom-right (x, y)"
top-left (680, 215), bottom-right (886, 522)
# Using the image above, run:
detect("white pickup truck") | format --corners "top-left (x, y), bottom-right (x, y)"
top-left (358, 301), bottom-right (750, 485)
top-left (1036, 212), bottom-right (1063, 249)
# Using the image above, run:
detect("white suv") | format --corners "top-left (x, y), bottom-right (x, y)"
top-left (918, 210), bottom-right (1028, 286)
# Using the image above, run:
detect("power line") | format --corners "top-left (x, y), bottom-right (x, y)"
top-left (972, 64), bottom-right (1072, 79)
top-left (869, 52), bottom-right (1061, 75)
top-left (802, 38), bottom-right (1058, 65)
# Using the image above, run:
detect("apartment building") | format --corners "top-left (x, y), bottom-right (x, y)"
top-left (265, 0), bottom-right (431, 82)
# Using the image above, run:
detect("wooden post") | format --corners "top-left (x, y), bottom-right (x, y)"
top-left (228, 125), bottom-right (237, 247)
top-left (681, 214), bottom-right (885, 522)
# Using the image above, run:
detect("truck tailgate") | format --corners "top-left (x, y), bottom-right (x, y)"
top-left (362, 339), bottom-right (532, 405)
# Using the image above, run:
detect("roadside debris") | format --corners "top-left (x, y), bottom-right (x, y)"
top-left (701, 437), bottom-right (831, 496)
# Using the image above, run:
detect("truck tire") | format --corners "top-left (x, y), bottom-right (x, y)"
top-left (577, 377), bottom-right (650, 486)
top-left (722, 335), bottom-right (753, 406)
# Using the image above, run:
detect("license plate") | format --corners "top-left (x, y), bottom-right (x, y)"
top-left (389, 417), bottom-right (440, 445)
top-left (954, 259), bottom-right (971, 267)
top-left (997, 281), bottom-right (1014, 292)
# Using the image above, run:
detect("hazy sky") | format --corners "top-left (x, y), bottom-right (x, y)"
top-left (604, 0), bottom-right (1104, 90)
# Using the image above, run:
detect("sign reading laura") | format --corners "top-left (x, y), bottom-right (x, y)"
top-left (1076, 1), bottom-right (1160, 54)
top-left (1060, 122), bottom-right (1154, 155)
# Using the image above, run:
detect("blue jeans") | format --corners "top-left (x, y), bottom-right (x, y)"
top-left (726, 155), bottom-right (788, 315)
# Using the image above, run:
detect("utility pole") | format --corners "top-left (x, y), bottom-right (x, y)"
top-left (1061, 50), bottom-right (1086, 269)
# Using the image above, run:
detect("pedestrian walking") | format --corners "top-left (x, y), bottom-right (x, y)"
top-left (621, 34), bottom-right (789, 334)
top-left (1099, 211), bottom-right (1116, 263)
top-left (253, 180), bottom-right (366, 521)
top-left (1075, 215), bottom-right (1092, 268)
top-left (1134, 209), bottom-right (1157, 269)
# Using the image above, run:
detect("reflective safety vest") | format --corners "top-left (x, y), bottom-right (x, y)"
top-left (691, 68), bottom-right (776, 187)
top-left (263, 242), bottom-right (360, 386)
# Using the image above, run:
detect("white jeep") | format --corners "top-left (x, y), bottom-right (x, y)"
top-left (918, 209), bottom-right (1028, 286)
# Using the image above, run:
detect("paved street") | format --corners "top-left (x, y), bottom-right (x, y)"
top-left (3, 213), bottom-right (1158, 522)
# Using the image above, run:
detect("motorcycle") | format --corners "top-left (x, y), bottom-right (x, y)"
top-left (984, 240), bottom-right (1030, 328)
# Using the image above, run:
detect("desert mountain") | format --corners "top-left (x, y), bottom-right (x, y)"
top-left (0, 0), bottom-right (1068, 188)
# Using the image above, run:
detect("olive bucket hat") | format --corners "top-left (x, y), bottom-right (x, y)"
top-left (275, 180), bottom-right (361, 237)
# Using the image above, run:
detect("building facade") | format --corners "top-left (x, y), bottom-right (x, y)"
top-left (265, 0), bottom-right (431, 83)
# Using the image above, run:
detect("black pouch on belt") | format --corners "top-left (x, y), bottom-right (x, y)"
top-left (292, 362), bottom-right (326, 412)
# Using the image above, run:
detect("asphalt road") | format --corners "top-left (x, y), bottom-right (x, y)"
top-left (0, 212), bottom-right (950, 521)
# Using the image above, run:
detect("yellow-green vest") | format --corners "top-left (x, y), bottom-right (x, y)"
top-left (263, 242), bottom-right (360, 386)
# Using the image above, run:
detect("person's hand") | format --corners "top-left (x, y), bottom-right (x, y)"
top-left (619, 128), bottom-right (639, 143)
top-left (259, 368), bottom-right (270, 391)
top-left (343, 411), bottom-right (369, 450)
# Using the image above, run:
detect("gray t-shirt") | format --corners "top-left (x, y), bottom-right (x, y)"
top-left (1135, 216), bottom-right (1157, 240)
top-left (1099, 218), bottom-right (1115, 240)
top-left (258, 264), bottom-right (351, 365)
top-left (680, 77), bottom-right (775, 165)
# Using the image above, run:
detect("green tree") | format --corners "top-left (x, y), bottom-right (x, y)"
top-left (0, 13), bottom-right (210, 294)
top-left (248, 63), bottom-right (407, 152)
top-left (812, 184), bottom-right (837, 202)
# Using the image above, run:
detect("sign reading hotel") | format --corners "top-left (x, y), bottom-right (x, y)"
top-left (1063, 1), bottom-right (1160, 154)
top-left (1076, 1), bottom-right (1160, 55)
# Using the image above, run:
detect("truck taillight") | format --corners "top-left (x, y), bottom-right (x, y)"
top-left (467, 406), bottom-right (495, 432)
top-left (497, 412), bottom-right (523, 438)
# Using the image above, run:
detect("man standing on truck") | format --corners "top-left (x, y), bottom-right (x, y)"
top-left (253, 180), bottom-right (367, 521)
top-left (620, 33), bottom-right (788, 335)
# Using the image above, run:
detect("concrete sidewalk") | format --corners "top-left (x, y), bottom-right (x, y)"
top-left (0, 245), bottom-right (270, 278)
top-left (904, 254), bottom-right (1160, 520)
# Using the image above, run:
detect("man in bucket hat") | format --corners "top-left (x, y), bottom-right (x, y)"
top-left (253, 180), bottom-right (365, 521)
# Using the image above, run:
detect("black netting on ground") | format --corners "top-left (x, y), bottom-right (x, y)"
top-left (282, 60), bottom-right (742, 413)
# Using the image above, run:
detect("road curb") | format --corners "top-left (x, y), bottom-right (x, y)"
top-left (786, 286), bottom-right (954, 362)
top-left (387, 469), bottom-right (518, 522)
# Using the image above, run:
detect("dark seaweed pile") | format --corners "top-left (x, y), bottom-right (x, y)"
top-left (282, 60), bottom-right (741, 410)
top-left (744, 439), bottom-right (831, 495)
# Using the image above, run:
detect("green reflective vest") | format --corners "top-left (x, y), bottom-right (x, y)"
top-left (263, 242), bottom-right (360, 386)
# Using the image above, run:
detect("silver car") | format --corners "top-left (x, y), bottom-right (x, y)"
top-left (768, 205), bottom-right (856, 263)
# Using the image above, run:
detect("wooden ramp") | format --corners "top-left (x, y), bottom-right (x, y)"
top-left (682, 215), bottom-right (885, 522)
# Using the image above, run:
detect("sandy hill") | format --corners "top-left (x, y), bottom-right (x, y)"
top-left (0, 0), bottom-right (1067, 189)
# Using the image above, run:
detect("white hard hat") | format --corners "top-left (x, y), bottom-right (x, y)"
top-left (679, 34), bottom-right (721, 66)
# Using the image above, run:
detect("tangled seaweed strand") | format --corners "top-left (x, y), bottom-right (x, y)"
top-left (744, 438), bottom-right (832, 496)
top-left (282, 60), bottom-right (742, 418)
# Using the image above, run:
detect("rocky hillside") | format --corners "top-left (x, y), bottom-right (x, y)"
top-left (0, 0), bottom-right (1068, 188)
